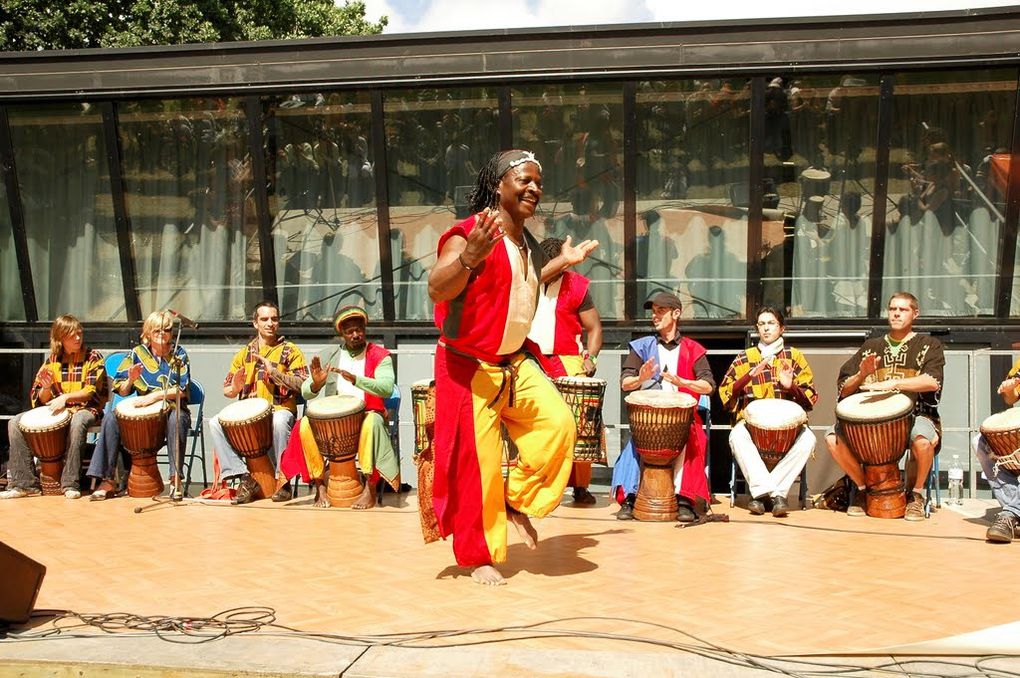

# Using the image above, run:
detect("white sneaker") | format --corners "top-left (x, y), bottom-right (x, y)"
top-left (64, 489), bottom-right (82, 500)
top-left (0, 487), bottom-right (40, 499)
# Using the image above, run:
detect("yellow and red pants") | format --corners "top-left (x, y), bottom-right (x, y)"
top-left (432, 345), bottom-right (575, 567)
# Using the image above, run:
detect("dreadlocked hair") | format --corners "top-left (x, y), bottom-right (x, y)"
top-left (540, 237), bottom-right (564, 261)
top-left (466, 152), bottom-right (505, 214)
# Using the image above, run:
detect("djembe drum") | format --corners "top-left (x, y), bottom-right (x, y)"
top-left (743, 398), bottom-right (808, 471)
top-left (305, 395), bottom-right (365, 508)
top-left (835, 391), bottom-right (914, 518)
top-left (115, 399), bottom-right (168, 498)
top-left (218, 399), bottom-right (277, 501)
top-left (554, 376), bottom-right (607, 464)
top-left (980, 408), bottom-right (1020, 475)
top-left (625, 390), bottom-right (697, 521)
top-left (411, 379), bottom-right (440, 543)
top-left (800, 167), bottom-right (832, 198)
top-left (17, 406), bottom-right (71, 495)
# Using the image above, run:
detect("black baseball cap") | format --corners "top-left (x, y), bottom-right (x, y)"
top-left (643, 291), bottom-right (683, 311)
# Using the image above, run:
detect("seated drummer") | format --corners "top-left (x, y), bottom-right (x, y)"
top-left (825, 291), bottom-right (944, 520)
top-left (524, 236), bottom-right (603, 506)
top-left (86, 310), bottom-right (191, 501)
top-left (210, 300), bottom-right (308, 505)
top-left (974, 361), bottom-right (1020, 543)
top-left (2, 315), bottom-right (107, 500)
top-left (277, 306), bottom-right (399, 508)
top-left (719, 307), bottom-right (818, 517)
top-left (611, 291), bottom-right (715, 522)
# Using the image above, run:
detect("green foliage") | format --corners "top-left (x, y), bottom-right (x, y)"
top-left (0, 0), bottom-right (387, 51)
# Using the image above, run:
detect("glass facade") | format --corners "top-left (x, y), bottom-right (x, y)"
top-left (8, 104), bottom-right (125, 321)
top-left (883, 68), bottom-right (1018, 316)
top-left (384, 88), bottom-right (500, 321)
top-left (264, 92), bottom-right (378, 321)
top-left (0, 68), bottom-right (1016, 326)
top-left (513, 83), bottom-right (625, 318)
top-left (118, 97), bottom-right (259, 321)
top-left (636, 78), bottom-right (750, 319)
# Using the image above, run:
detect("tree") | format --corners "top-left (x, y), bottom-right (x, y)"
top-left (0, 0), bottom-right (388, 51)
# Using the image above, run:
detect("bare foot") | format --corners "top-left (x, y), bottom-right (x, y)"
top-left (312, 484), bottom-right (330, 508)
top-left (351, 482), bottom-right (376, 510)
top-left (471, 565), bottom-right (506, 586)
top-left (507, 507), bottom-right (538, 549)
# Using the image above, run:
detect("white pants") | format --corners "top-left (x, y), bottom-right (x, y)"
top-left (729, 421), bottom-right (815, 499)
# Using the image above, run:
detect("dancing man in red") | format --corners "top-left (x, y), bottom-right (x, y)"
top-left (428, 150), bottom-right (598, 586)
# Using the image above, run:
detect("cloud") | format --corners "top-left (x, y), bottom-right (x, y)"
top-left (380, 0), bottom-right (651, 34)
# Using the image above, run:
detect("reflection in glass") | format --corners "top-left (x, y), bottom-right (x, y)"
top-left (513, 83), bottom-right (624, 318)
top-left (885, 69), bottom-right (1017, 316)
top-left (9, 104), bottom-right (124, 320)
top-left (635, 79), bottom-right (749, 319)
top-left (118, 98), bottom-right (259, 320)
top-left (761, 74), bottom-right (879, 318)
top-left (0, 180), bottom-right (25, 320)
top-left (264, 93), bottom-right (379, 321)
top-left (385, 88), bottom-right (500, 320)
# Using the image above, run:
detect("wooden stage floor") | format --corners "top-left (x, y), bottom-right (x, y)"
top-left (1, 488), bottom-right (1018, 674)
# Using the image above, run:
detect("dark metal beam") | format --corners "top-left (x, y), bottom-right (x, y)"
top-left (498, 87), bottom-right (513, 150)
top-left (243, 96), bottom-right (278, 305)
top-left (371, 89), bottom-right (396, 322)
top-left (99, 101), bottom-right (141, 322)
top-left (994, 74), bottom-right (1020, 317)
top-left (745, 77), bottom-right (765, 319)
top-left (866, 74), bottom-right (895, 318)
top-left (0, 107), bottom-right (37, 321)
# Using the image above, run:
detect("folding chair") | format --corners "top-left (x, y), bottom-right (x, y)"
top-left (180, 380), bottom-right (207, 495)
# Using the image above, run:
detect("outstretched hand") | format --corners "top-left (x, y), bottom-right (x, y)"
top-left (559, 235), bottom-right (599, 267)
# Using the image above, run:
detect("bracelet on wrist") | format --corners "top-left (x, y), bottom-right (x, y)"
top-left (458, 253), bottom-right (474, 271)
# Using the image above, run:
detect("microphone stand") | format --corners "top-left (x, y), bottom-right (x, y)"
top-left (134, 318), bottom-right (190, 514)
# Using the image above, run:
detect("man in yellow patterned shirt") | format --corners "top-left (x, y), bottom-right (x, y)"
top-left (209, 300), bottom-right (308, 504)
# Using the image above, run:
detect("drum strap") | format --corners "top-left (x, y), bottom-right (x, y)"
top-left (993, 451), bottom-right (1020, 479)
top-left (440, 342), bottom-right (518, 408)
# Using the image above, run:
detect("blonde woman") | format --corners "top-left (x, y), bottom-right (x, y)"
top-left (87, 310), bottom-right (191, 500)
top-left (2, 315), bottom-right (107, 499)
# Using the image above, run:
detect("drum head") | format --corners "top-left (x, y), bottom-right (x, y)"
top-left (115, 398), bottom-right (166, 418)
top-left (981, 407), bottom-right (1020, 434)
top-left (744, 398), bottom-right (807, 429)
top-left (625, 390), bottom-right (697, 409)
top-left (306, 394), bottom-right (365, 418)
top-left (219, 398), bottom-right (271, 423)
top-left (411, 378), bottom-right (434, 393)
top-left (800, 168), bottom-right (832, 181)
top-left (554, 376), bottom-right (608, 388)
top-left (835, 391), bottom-right (913, 422)
top-left (19, 405), bottom-right (71, 429)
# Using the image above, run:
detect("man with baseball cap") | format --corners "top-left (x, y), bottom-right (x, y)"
top-left (276, 305), bottom-right (400, 509)
top-left (611, 291), bottom-right (715, 521)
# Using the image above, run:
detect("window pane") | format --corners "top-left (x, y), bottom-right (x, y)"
top-left (119, 98), bottom-right (260, 321)
top-left (513, 83), bottom-right (624, 318)
top-left (0, 179), bottom-right (25, 320)
top-left (761, 74), bottom-right (879, 318)
top-left (385, 88), bottom-right (500, 321)
top-left (885, 68), bottom-right (1018, 316)
top-left (264, 93), bottom-right (378, 321)
top-left (9, 104), bottom-right (125, 321)
top-left (636, 79), bottom-right (750, 319)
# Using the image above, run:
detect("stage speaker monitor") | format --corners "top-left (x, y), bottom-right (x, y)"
top-left (0, 541), bottom-right (46, 624)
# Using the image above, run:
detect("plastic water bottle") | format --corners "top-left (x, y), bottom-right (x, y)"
top-left (948, 454), bottom-right (964, 505)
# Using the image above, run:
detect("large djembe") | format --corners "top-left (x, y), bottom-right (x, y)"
top-left (305, 395), bottom-right (365, 508)
top-left (835, 391), bottom-right (913, 518)
top-left (625, 390), bottom-right (697, 521)
top-left (218, 399), bottom-right (277, 501)
top-left (115, 399), bottom-right (168, 498)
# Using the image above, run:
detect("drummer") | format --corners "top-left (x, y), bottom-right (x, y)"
top-left (719, 307), bottom-right (818, 517)
top-left (825, 292), bottom-right (944, 520)
top-left (1, 315), bottom-right (107, 500)
top-left (973, 360), bottom-right (1020, 543)
top-left (525, 236), bottom-right (603, 505)
top-left (276, 306), bottom-right (400, 508)
top-left (611, 291), bottom-right (715, 522)
top-left (86, 310), bottom-right (192, 501)
top-left (210, 300), bottom-right (308, 505)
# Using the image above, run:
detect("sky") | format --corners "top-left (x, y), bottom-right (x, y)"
top-left (360, 0), bottom-right (1018, 34)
